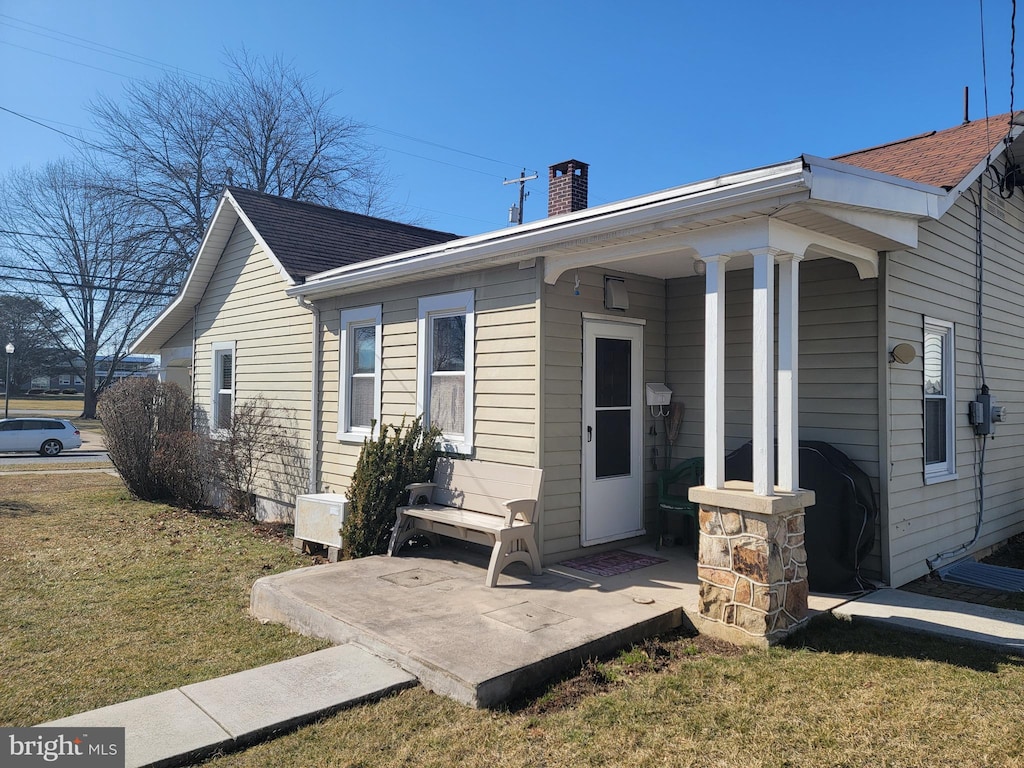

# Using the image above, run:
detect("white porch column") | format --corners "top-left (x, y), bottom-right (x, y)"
top-left (777, 253), bottom-right (802, 492)
top-left (751, 249), bottom-right (775, 497)
top-left (702, 254), bottom-right (730, 489)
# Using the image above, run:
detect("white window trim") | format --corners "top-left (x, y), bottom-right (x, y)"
top-left (417, 290), bottom-right (474, 454)
top-left (338, 304), bottom-right (383, 443)
top-left (210, 340), bottom-right (236, 437)
top-left (923, 318), bottom-right (956, 483)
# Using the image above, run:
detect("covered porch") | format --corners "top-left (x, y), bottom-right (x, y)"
top-left (535, 158), bottom-right (941, 644)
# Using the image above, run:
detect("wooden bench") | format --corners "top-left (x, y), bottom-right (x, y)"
top-left (387, 458), bottom-right (544, 587)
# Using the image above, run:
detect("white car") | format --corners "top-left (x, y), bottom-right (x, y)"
top-left (0, 418), bottom-right (83, 456)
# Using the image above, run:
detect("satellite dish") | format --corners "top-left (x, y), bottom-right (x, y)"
top-left (890, 343), bottom-right (916, 365)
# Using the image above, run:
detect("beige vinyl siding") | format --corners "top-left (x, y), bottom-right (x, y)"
top-left (666, 258), bottom-right (883, 581)
top-left (316, 263), bottom-right (540, 501)
top-left (886, 189), bottom-right (1024, 587)
top-left (192, 221), bottom-right (311, 513)
top-left (540, 267), bottom-right (666, 562)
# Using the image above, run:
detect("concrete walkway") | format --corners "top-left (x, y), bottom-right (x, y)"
top-left (41, 645), bottom-right (416, 768)
top-left (833, 588), bottom-right (1024, 653)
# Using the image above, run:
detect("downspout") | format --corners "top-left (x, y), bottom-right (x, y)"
top-left (191, 305), bottom-right (198, 430)
top-left (296, 294), bottom-right (320, 495)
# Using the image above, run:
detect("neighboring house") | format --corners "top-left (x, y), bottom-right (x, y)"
top-left (136, 116), bottom-right (1024, 591)
top-left (131, 187), bottom-right (458, 519)
top-left (28, 354), bottom-right (158, 393)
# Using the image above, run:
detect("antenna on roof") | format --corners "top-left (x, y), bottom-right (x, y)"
top-left (964, 86), bottom-right (970, 124)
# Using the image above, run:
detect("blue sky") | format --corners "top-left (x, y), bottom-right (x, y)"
top-left (0, 1), bottom-right (1017, 235)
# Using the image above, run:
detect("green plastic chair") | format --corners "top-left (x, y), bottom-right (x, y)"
top-left (656, 456), bottom-right (704, 554)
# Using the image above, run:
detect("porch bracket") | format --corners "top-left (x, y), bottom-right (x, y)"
top-left (767, 218), bottom-right (878, 279)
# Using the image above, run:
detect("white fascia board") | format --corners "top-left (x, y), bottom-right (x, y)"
top-left (290, 160), bottom-right (811, 300)
top-left (131, 189), bottom-right (298, 354)
top-left (938, 124), bottom-right (1024, 215)
top-left (803, 155), bottom-right (946, 218)
top-left (132, 194), bottom-right (238, 353)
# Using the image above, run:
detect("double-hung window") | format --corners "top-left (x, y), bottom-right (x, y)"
top-left (923, 318), bottom-right (955, 481)
top-left (417, 290), bottom-right (474, 453)
top-left (211, 341), bottom-right (235, 432)
top-left (338, 305), bottom-right (382, 441)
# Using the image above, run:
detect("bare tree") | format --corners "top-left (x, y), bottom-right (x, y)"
top-left (88, 74), bottom-right (223, 280)
top-left (0, 161), bottom-right (174, 417)
top-left (88, 50), bottom-right (394, 278)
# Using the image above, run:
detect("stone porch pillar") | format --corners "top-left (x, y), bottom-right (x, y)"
top-left (689, 484), bottom-right (814, 646)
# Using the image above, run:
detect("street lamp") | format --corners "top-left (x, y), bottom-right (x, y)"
top-left (4, 342), bottom-right (13, 419)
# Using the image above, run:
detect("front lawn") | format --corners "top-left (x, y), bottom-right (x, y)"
top-left (6, 473), bottom-right (1024, 766)
top-left (199, 619), bottom-right (1024, 768)
top-left (0, 472), bottom-right (326, 725)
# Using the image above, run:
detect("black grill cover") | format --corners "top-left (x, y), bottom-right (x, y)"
top-left (724, 441), bottom-right (877, 594)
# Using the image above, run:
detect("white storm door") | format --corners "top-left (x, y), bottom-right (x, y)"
top-left (582, 318), bottom-right (644, 545)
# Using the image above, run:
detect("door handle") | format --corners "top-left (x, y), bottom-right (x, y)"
top-left (587, 425), bottom-right (593, 443)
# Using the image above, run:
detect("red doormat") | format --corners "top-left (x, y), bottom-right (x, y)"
top-left (558, 550), bottom-right (667, 577)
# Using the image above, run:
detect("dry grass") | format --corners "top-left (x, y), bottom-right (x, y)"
top-left (7, 473), bottom-right (1024, 765)
top-left (5, 395), bottom-right (83, 414)
top-left (198, 617), bottom-right (1024, 767)
top-left (0, 472), bottom-right (326, 725)
top-left (0, 463), bottom-right (113, 473)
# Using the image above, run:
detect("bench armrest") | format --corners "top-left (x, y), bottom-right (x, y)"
top-left (403, 482), bottom-right (437, 505)
top-left (504, 497), bottom-right (538, 525)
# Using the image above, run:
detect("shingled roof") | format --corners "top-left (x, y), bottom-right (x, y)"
top-left (833, 113), bottom-right (1019, 190)
top-left (226, 187), bottom-right (459, 281)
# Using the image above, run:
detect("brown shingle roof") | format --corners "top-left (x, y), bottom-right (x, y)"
top-left (226, 187), bottom-right (460, 281)
top-left (833, 113), bottom-right (1018, 189)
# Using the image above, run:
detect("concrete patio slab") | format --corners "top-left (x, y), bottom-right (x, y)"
top-left (833, 588), bottom-right (1024, 654)
top-left (40, 645), bottom-right (416, 768)
top-left (252, 543), bottom-right (700, 708)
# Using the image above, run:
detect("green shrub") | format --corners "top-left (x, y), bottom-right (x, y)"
top-left (342, 416), bottom-right (442, 558)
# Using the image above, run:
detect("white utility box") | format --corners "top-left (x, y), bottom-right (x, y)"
top-left (294, 493), bottom-right (348, 550)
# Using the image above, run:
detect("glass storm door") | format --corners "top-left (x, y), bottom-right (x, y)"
top-left (582, 319), bottom-right (644, 545)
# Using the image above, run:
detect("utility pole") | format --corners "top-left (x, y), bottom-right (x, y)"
top-left (503, 169), bottom-right (538, 225)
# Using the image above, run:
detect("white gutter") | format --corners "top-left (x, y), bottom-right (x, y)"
top-left (288, 160), bottom-right (812, 299)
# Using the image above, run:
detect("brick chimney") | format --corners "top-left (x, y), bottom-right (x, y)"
top-left (548, 159), bottom-right (589, 217)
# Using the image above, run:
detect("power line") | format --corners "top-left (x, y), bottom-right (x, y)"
top-left (0, 105), bottom-right (107, 152)
top-left (0, 13), bottom-right (220, 84)
top-left (0, 13), bottom-right (531, 174)
top-left (0, 274), bottom-right (176, 297)
top-left (0, 38), bottom-right (140, 80)
top-left (378, 144), bottom-right (505, 179)
top-left (0, 261), bottom-right (180, 290)
top-left (369, 125), bottom-right (529, 172)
